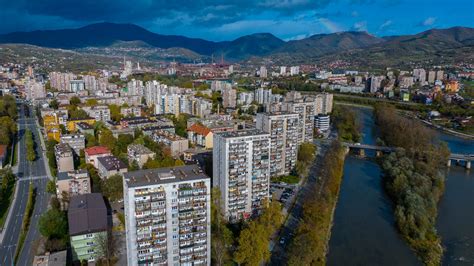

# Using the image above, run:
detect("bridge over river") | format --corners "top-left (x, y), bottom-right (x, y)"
top-left (341, 142), bottom-right (473, 169)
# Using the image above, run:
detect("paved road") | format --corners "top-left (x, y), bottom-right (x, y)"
top-left (270, 141), bottom-right (330, 264)
top-left (0, 103), bottom-right (51, 265)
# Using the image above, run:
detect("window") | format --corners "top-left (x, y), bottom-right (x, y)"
top-left (86, 234), bottom-right (93, 238)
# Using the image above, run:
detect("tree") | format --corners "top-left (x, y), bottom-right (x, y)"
top-left (50, 197), bottom-right (61, 210)
top-left (211, 188), bottom-right (233, 265)
top-left (95, 231), bottom-right (118, 266)
top-left (99, 129), bottom-right (117, 150)
top-left (49, 99), bottom-right (59, 110)
top-left (70, 96), bottom-right (81, 106)
top-left (38, 209), bottom-right (68, 239)
top-left (85, 99), bottom-right (98, 106)
top-left (102, 174), bottom-right (123, 202)
top-left (25, 129), bottom-right (37, 161)
top-left (109, 104), bottom-right (122, 122)
top-left (46, 180), bottom-right (56, 194)
top-left (234, 222), bottom-right (270, 265)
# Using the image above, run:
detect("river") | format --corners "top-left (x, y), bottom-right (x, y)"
top-left (327, 107), bottom-right (474, 265)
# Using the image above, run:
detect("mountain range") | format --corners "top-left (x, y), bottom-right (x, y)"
top-left (1, 22), bottom-right (473, 66)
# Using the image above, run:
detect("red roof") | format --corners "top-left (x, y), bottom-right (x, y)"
top-left (187, 123), bottom-right (211, 136)
top-left (0, 145), bottom-right (7, 158)
top-left (84, 146), bottom-right (111, 156)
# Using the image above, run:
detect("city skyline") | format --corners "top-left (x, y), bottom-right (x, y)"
top-left (1, 0), bottom-right (473, 41)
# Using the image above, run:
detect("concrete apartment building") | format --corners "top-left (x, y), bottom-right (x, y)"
top-left (56, 169), bottom-right (91, 201)
top-left (283, 100), bottom-right (316, 143)
top-left (97, 155), bottom-right (128, 178)
top-left (84, 146), bottom-right (112, 168)
top-left (151, 130), bottom-right (189, 157)
top-left (213, 130), bottom-right (271, 222)
top-left (123, 165), bottom-right (211, 266)
top-left (256, 112), bottom-right (299, 177)
top-left (54, 143), bottom-right (74, 173)
top-left (60, 134), bottom-right (85, 155)
top-left (127, 144), bottom-right (155, 168)
top-left (68, 193), bottom-right (108, 263)
top-left (82, 105), bottom-right (111, 123)
top-left (315, 92), bottom-right (333, 115)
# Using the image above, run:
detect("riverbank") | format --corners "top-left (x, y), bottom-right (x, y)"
top-left (337, 99), bottom-right (474, 140)
top-left (286, 141), bottom-right (346, 265)
top-left (375, 103), bottom-right (449, 265)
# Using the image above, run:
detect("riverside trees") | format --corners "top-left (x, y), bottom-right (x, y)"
top-left (374, 103), bottom-right (450, 265)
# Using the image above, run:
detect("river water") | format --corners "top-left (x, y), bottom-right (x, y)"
top-left (327, 107), bottom-right (474, 266)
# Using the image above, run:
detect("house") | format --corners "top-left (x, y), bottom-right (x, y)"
top-left (54, 143), bottom-right (74, 173)
top-left (97, 155), bottom-right (128, 178)
top-left (68, 193), bottom-right (108, 263)
top-left (56, 170), bottom-right (91, 202)
top-left (84, 146), bottom-right (112, 168)
top-left (127, 144), bottom-right (155, 168)
top-left (187, 123), bottom-right (213, 149)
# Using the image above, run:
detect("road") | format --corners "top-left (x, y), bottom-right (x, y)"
top-left (270, 140), bottom-right (331, 264)
top-left (0, 102), bottom-right (51, 265)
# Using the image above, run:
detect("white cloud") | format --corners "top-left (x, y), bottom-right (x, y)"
top-left (352, 21), bottom-right (367, 31)
top-left (422, 17), bottom-right (436, 26)
top-left (379, 19), bottom-right (393, 30)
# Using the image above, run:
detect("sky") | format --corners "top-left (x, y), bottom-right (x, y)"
top-left (0, 0), bottom-right (473, 41)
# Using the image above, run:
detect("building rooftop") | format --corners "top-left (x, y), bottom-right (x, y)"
top-left (187, 123), bottom-right (211, 136)
top-left (152, 130), bottom-right (186, 141)
top-left (68, 193), bottom-right (107, 236)
top-left (76, 122), bottom-right (93, 130)
top-left (127, 144), bottom-right (154, 155)
top-left (33, 250), bottom-right (67, 266)
top-left (258, 111), bottom-right (298, 117)
top-left (84, 146), bottom-right (111, 156)
top-left (54, 143), bottom-right (72, 155)
top-left (215, 129), bottom-right (268, 139)
top-left (124, 164), bottom-right (209, 188)
top-left (57, 169), bottom-right (89, 181)
top-left (97, 155), bottom-right (127, 171)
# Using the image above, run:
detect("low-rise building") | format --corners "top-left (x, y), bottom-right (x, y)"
top-left (76, 122), bottom-right (94, 135)
top-left (54, 143), bottom-right (74, 173)
top-left (67, 117), bottom-right (96, 132)
top-left (68, 193), bottom-right (108, 263)
top-left (84, 146), bottom-right (112, 168)
top-left (127, 144), bottom-right (155, 168)
top-left (56, 169), bottom-right (91, 201)
top-left (121, 106), bottom-right (141, 117)
top-left (60, 134), bottom-right (85, 155)
top-left (97, 155), bottom-right (128, 178)
top-left (82, 105), bottom-right (111, 123)
top-left (187, 123), bottom-right (213, 149)
top-left (151, 130), bottom-right (189, 157)
top-left (32, 250), bottom-right (67, 266)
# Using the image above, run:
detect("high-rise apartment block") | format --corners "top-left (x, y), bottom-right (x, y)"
top-left (283, 101), bottom-right (316, 143)
top-left (213, 130), bottom-right (271, 221)
top-left (123, 165), bottom-right (211, 265)
top-left (256, 112), bottom-right (299, 177)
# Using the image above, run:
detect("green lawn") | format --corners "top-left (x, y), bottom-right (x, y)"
top-left (271, 175), bottom-right (300, 184)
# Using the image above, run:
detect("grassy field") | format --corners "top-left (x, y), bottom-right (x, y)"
top-left (271, 175), bottom-right (300, 184)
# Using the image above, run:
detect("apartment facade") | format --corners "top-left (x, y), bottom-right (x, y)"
top-left (213, 130), bottom-right (271, 222)
top-left (123, 165), bottom-right (211, 265)
top-left (283, 100), bottom-right (316, 143)
top-left (256, 112), bottom-right (299, 177)
top-left (54, 143), bottom-right (74, 173)
top-left (56, 169), bottom-right (91, 201)
top-left (127, 144), bottom-right (156, 168)
top-left (68, 193), bottom-right (108, 263)
top-left (151, 130), bottom-right (189, 157)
